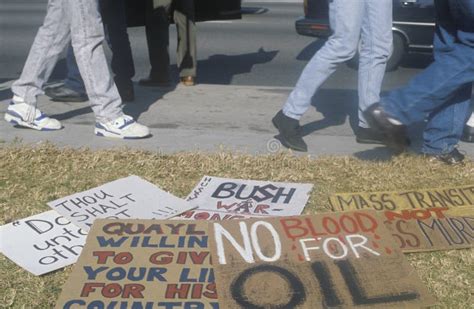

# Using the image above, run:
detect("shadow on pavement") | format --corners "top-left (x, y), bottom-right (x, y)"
top-left (48, 84), bottom-right (175, 121)
top-left (123, 85), bottom-right (176, 119)
top-left (353, 147), bottom-right (396, 161)
top-left (190, 48), bottom-right (279, 85)
top-left (300, 88), bottom-right (359, 137)
top-left (296, 39), bottom-right (325, 61)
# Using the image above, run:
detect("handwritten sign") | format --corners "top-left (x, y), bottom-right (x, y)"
top-left (382, 207), bottom-right (474, 252)
top-left (211, 212), bottom-right (436, 308)
top-left (186, 176), bottom-right (313, 217)
top-left (328, 185), bottom-right (474, 212)
top-left (48, 176), bottom-right (194, 230)
top-left (0, 210), bottom-right (87, 276)
top-left (175, 209), bottom-right (261, 221)
top-left (55, 220), bottom-right (216, 309)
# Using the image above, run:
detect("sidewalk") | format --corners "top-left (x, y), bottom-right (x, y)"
top-left (1, 83), bottom-right (473, 160)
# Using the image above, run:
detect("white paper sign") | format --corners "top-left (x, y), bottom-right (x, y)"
top-left (186, 176), bottom-right (313, 217)
top-left (0, 210), bottom-right (87, 276)
top-left (174, 208), bottom-right (259, 221)
top-left (47, 175), bottom-right (193, 230)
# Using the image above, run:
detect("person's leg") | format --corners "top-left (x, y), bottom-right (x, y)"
top-left (67, 0), bottom-right (150, 138)
top-left (423, 83), bottom-right (471, 154)
top-left (44, 43), bottom-right (89, 103)
top-left (282, 0), bottom-right (364, 120)
top-left (358, 0), bottom-right (392, 128)
top-left (11, 0), bottom-right (71, 105)
top-left (273, 0), bottom-right (364, 151)
top-left (174, 0), bottom-right (197, 81)
top-left (67, 0), bottom-right (122, 123)
top-left (64, 44), bottom-right (87, 94)
top-left (365, 0), bottom-right (474, 158)
top-left (381, 0), bottom-right (474, 125)
top-left (141, 0), bottom-right (172, 84)
top-left (100, 0), bottom-right (135, 98)
top-left (7, 0), bottom-right (69, 130)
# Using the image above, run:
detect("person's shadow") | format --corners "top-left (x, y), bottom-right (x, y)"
top-left (300, 88), bottom-right (359, 137)
top-left (180, 48), bottom-right (278, 85)
top-left (296, 39), bottom-right (326, 61)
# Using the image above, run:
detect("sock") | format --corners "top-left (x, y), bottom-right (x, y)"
top-left (467, 113), bottom-right (474, 127)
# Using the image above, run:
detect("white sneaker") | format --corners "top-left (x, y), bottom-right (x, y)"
top-left (4, 101), bottom-right (62, 131)
top-left (95, 115), bottom-right (151, 139)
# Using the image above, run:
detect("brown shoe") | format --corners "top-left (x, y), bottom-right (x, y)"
top-left (180, 76), bottom-right (195, 86)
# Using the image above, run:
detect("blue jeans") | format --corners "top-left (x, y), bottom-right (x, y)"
top-left (65, 0), bottom-right (135, 94)
top-left (283, 0), bottom-right (392, 128)
top-left (383, 0), bottom-right (474, 154)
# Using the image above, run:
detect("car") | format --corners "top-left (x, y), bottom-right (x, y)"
top-left (125, 0), bottom-right (242, 27)
top-left (295, 0), bottom-right (435, 71)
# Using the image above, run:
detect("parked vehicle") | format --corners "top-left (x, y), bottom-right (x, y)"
top-left (126, 0), bottom-right (242, 27)
top-left (295, 0), bottom-right (435, 71)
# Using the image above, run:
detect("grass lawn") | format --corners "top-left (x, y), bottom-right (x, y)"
top-left (0, 144), bottom-right (473, 308)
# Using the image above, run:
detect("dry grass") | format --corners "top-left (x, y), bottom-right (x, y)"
top-left (0, 144), bottom-right (473, 308)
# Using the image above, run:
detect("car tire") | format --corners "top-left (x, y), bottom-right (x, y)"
top-left (347, 32), bottom-right (406, 72)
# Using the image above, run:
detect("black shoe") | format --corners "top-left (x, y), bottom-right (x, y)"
top-left (364, 103), bottom-right (408, 154)
top-left (426, 148), bottom-right (465, 165)
top-left (115, 78), bottom-right (135, 102)
top-left (356, 127), bottom-right (385, 144)
top-left (138, 76), bottom-right (172, 87)
top-left (272, 110), bottom-right (308, 152)
top-left (461, 125), bottom-right (474, 143)
top-left (44, 85), bottom-right (88, 102)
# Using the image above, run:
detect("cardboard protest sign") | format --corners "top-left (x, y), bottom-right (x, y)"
top-left (211, 212), bottom-right (436, 308)
top-left (328, 185), bottom-right (474, 212)
top-left (382, 207), bottom-right (474, 252)
top-left (55, 219), bottom-right (217, 309)
top-left (0, 210), bottom-right (87, 276)
top-left (186, 176), bottom-right (313, 217)
top-left (48, 176), bottom-right (194, 231)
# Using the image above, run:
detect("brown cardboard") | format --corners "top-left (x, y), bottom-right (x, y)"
top-left (328, 185), bottom-right (474, 212)
top-left (55, 220), bottom-right (217, 309)
top-left (210, 211), bottom-right (437, 309)
top-left (381, 207), bottom-right (474, 252)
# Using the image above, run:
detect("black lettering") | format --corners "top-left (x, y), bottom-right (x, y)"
top-left (336, 260), bottom-right (419, 305)
top-left (311, 261), bottom-right (343, 307)
top-left (230, 265), bottom-right (306, 309)
top-left (211, 183), bottom-right (238, 199)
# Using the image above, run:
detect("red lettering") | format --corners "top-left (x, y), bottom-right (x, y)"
top-left (149, 252), bottom-right (174, 265)
top-left (93, 251), bottom-right (115, 264)
top-left (254, 204), bottom-right (270, 214)
top-left (339, 215), bottom-right (358, 233)
top-left (322, 217), bottom-right (341, 234)
top-left (280, 218), bottom-right (309, 241)
top-left (102, 283), bottom-right (122, 298)
top-left (122, 284), bottom-right (145, 298)
top-left (165, 284), bottom-right (191, 299)
top-left (81, 283), bottom-right (105, 297)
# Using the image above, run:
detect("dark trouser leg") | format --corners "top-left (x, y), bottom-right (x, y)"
top-left (144, 0), bottom-right (171, 81)
top-left (100, 0), bottom-right (135, 85)
top-left (174, 0), bottom-right (196, 77)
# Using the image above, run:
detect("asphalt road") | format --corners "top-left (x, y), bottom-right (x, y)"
top-left (0, 0), bottom-right (432, 88)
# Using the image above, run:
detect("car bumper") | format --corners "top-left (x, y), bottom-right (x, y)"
top-left (295, 17), bottom-right (331, 37)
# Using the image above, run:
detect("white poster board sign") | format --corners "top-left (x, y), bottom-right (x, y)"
top-left (186, 176), bottom-right (313, 217)
top-left (47, 176), bottom-right (193, 230)
top-left (0, 210), bottom-right (87, 276)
